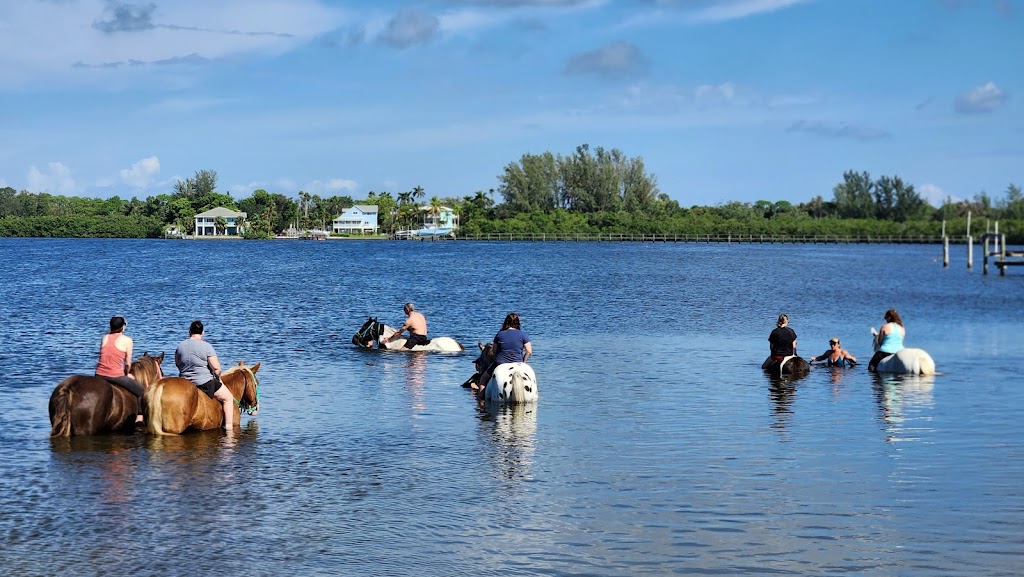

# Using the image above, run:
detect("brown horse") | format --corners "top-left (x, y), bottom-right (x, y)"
top-left (49, 352), bottom-right (165, 437)
top-left (144, 361), bottom-right (261, 435)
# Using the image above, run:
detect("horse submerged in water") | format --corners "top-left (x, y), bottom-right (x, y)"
top-left (49, 352), bottom-right (165, 437)
top-left (144, 361), bottom-right (261, 435)
top-left (870, 327), bottom-right (936, 375)
top-left (761, 355), bottom-right (810, 379)
top-left (352, 317), bottom-right (464, 352)
top-left (468, 342), bottom-right (538, 404)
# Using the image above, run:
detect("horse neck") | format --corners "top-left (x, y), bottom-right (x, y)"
top-left (381, 325), bottom-right (397, 339)
top-left (222, 368), bottom-right (250, 400)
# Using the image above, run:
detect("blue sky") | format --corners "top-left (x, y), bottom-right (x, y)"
top-left (0, 0), bottom-right (1019, 207)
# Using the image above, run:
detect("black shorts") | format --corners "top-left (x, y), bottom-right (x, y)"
top-left (196, 378), bottom-right (221, 398)
top-left (403, 333), bottom-right (431, 349)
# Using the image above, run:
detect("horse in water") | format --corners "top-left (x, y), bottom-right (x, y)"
top-left (351, 317), bottom-right (464, 352)
top-left (762, 355), bottom-right (810, 379)
top-left (49, 352), bottom-right (165, 437)
top-left (870, 327), bottom-right (936, 375)
top-left (470, 341), bottom-right (538, 404)
top-left (144, 361), bottom-right (261, 435)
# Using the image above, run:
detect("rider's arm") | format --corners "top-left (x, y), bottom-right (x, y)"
top-left (123, 338), bottom-right (134, 376)
top-left (522, 342), bottom-right (532, 363)
top-left (208, 354), bottom-right (222, 379)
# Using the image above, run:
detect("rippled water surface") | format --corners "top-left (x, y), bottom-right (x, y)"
top-left (1, 238), bottom-right (1022, 576)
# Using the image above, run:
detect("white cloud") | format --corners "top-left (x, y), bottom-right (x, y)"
top-left (27, 162), bottom-right (78, 195)
top-left (954, 81), bottom-right (1007, 114)
top-left (918, 183), bottom-right (957, 206)
top-left (120, 156), bottom-right (161, 189)
top-left (305, 178), bottom-right (359, 195)
top-left (0, 177), bottom-right (7, 188)
top-left (687, 0), bottom-right (816, 23)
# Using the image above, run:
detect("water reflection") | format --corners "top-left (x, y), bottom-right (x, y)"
top-left (403, 353), bottom-right (427, 413)
top-left (764, 368), bottom-right (808, 432)
top-left (872, 374), bottom-right (936, 443)
top-left (477, 403), bottom-right (537, 485)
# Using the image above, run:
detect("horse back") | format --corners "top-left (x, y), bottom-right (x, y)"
top-left (49, 375), bottom-right (135, 436)
top-left (145, 377), bottom-right (206, 435)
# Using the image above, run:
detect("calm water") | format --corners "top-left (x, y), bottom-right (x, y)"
top-left (0, 238), bottom-right (1022, 576)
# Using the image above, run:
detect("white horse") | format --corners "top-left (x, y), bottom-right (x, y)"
top-left (870, 327), bottom-right (936, 375)
top-left (471, 342), bottom-right (538, 404)
top-left (352, 317), bottom-right (464, 352)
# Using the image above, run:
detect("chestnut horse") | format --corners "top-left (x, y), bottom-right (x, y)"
top-left (49, 352), bottom-right (165, 437)
top-left (144, 361), bottom-right (260, 435)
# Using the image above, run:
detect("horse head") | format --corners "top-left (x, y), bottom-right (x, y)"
top-left (224, 360), bottom-right (261, 416)
top-left (474, 341), bottom-right (495, 373)
top-left (353, 317), bottom-right (383, 348)
top-left (130, 351), bottom-right (165, 388)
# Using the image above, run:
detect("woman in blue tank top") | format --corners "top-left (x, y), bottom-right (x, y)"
top-left (868, 309), bottom-right (906, 372)
top-left (808, 337), bottom-right (857, 367)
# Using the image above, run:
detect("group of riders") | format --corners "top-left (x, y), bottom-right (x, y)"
top-left (96, 302), bottom-right (535, 429)
top-left (96, 316), bottom-right (235, 429)
top-left (371, 302), bottom-right (533, 395)
top-left (763, 309), bottom-right (908, 373)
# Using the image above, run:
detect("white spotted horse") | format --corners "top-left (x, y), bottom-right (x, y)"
top-left (352, 317), bottom-right (464, 352)
top-left (469, 341), bottom-right (538, 404)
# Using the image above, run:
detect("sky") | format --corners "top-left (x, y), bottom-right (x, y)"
top-left (0, 0), bottom-right (1020, 208)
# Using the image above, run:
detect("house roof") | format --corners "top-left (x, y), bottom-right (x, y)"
top-left (353, 204), bottom-right (378, 212)
top-left (195, 207), bottom-right (247, 218)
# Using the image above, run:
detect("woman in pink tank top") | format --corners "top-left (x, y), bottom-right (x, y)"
top-left (95, 316), bottom-right (145, 424)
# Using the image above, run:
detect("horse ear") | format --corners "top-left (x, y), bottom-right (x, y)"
top-left (478, 341), bottom-right (484, 350)
top-left (156, 352), bottom-right (164, 363)
top-left (237, 360), bottom-right (244, 367)
top-left (251, 362), bottom-right (261, 374)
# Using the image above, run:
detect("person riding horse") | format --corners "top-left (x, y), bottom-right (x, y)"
top-left (382, 303), bottom-right (431, 349)
top-left (174, 320), bottom-right (235, 430)
top-left (473, 312), bottom-right (532, 394)
top-left (95, 315), bottom-right (146, 425)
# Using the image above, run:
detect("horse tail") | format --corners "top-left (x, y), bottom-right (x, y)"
top-left (510, 368), bottom-right (527, 403)
top-left (144, 382), bottom-right (168, 436)
top-left (49, 380), bottom-right (74, 437)
top-left (917, 351), bottom-right (936, 375)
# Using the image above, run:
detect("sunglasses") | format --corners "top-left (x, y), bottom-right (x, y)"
top-left (829, 341), bottom-right (838, 345)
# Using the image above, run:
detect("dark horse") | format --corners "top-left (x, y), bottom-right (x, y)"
top-left (49, 352), bottom-right (165, 437)
top-left (762, 355), bottom-right (810, 379)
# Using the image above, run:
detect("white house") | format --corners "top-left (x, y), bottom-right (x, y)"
top-left (416, 205), bottom-right (459, 234)
top-left (194, 207), bottom-right (247, 236)
top-left (332, 205), bottom-right (379, 234)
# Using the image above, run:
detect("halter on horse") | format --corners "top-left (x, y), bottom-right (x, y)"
top-left (352, 317), bottom-right (385, 348)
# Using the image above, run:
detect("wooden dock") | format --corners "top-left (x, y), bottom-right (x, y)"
top-left (980, 232), bottom-right (1024, 275)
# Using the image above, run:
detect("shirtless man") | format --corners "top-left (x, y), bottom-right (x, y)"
top-left (383, 302), bottom-right (430, 349)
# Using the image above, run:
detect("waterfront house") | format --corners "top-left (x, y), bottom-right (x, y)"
top-left (332, 205), bottom-right (379, 234)
top-left (194, 207), bottom-right (247, 236)
top-left (415, 205), bottom-right (459, 237)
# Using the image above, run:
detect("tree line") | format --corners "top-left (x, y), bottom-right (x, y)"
top-left (1, 146), bottom-right (1022, 241)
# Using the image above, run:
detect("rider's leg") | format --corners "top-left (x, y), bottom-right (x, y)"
top-left (213, 384), bottom-right (235, 429)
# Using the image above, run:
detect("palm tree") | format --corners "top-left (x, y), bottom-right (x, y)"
top-left (411, 186), bottom-right (425, 205)
top-left (427, 196), bottom-right (444, 228)
top-left (234, 215), bottom-right (246, 236)
top-left (214, 216), bottom-right (227, 235)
